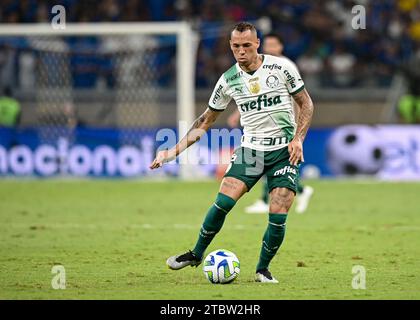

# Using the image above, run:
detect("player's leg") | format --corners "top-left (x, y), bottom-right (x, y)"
top-left (255, 187), bottom-right (295, 283)
top-left (167, 146), bottom-right (262, 270)
top-left (262, 177), bottom-right (270, 204)
top-left (166, 177), bottom-right (248, 270)
top-left (245, 176), bottom-right (270, 214)
top-left (295, 180), bottom-right (314, 214)
top-left (297, 181), bottom-right (304, 195)
top-left (191, 177), bottom-right (248, 258)
top-left (255, 147), bottom-right (299, 283)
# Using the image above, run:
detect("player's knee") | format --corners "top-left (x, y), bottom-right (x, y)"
top-left (270, 205), bottom-right (291, 214)
top-left (269, 187), bottom-right (295, 213)
top-left (219, 177), bottom-right (248, 200)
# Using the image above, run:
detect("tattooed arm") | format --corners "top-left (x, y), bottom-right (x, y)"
top-left (288, 88), bottom-right (314, 166)
top-left (150, 108), bottom-right (222, 169)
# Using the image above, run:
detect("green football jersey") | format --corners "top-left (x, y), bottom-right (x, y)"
top-left (208, 54), bottom-right (305, 151)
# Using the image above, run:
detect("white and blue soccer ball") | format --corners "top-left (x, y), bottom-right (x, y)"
top-left (203, 249), bottom-right (240, 284)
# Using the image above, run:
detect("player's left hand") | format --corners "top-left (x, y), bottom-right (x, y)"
top-left (288, 137), bottom-right (304, 166)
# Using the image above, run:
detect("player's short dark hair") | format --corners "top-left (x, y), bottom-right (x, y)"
top-left (264, 32), bottom-right (283, 45)
top-left (230, 22), bottom-right (257, 38)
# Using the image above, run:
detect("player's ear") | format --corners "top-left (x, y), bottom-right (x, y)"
top-left (256, 38), bottom-right (260, 49)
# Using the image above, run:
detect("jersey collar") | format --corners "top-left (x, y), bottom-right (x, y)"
top-left (236, 54), bottom-right (265, 79)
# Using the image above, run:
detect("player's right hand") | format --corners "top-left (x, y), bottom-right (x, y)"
top-left (150, 149), bottom-right (177, 169)
top-left (288, 137), bottom-right (304, 166)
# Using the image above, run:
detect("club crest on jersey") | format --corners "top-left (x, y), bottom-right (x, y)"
top-left (248, 77), bottom-right (260, 94)
top-left (266, 75), bottom-right (280, 88)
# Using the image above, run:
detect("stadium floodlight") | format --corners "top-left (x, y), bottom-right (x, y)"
top-left (0, 22), bottom-right (197, 179)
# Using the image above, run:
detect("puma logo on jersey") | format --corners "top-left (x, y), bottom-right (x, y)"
top-left (239, 94), bottom-right (282, 112)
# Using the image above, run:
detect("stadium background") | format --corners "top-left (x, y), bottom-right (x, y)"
top-left (1, 0), bottom-right (420, 300)
top-left (0, 0), bottom-right (419, 179)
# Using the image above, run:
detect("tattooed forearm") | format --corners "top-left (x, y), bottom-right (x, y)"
top-left (191, 113), bottom-right (206, 130)
top-left (174, 108), bottom-right (222, 156)
top-left (292, 89), bottom-right (314, 142)
top-left (186, 108), bottom-right (218, 141)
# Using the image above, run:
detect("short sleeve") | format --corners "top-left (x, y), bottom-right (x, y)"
top-left (281, 58), bottom-right (305, 95)
top-left (208, 76), bottom-right (231, 111)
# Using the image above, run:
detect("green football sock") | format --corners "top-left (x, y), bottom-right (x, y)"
top-left (256, 213), bottom-right (288, 271)
top-left (192, 193), bottom-right (236, 259)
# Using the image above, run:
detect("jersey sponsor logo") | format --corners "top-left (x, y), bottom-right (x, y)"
top-left (248, 136), bottom-right (288, 146)
top-left (212, 84), bottom-right (224, 105)
top-left (239, 94), bottom-right (281, 112)
top-left (263, 63), bottom-right (282, 71)
top-left (273, 165), bottom-right (297, 176)
top-left (226, 71), bottom-right (243, 83)
top-left (266, 75), bottom-right (280, 88)
top-left (283, 69), bottom-right (296, 89)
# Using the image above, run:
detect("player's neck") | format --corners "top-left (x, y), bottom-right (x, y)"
top-left (239, 54), bottom-right (263, 73)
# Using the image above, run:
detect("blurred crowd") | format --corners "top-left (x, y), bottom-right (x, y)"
top-left (0, 0), bottom-right (419, 89)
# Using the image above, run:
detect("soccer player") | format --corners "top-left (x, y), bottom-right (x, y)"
top-left (150, 22), bottom-right (314, 283)
top-left (227, 32), bottom-right (314, 215)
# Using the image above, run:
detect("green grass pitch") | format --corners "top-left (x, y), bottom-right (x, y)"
top-left (0, 179), bottom-right (419, 299)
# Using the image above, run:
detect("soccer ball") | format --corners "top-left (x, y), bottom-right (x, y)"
top-left (326, 125), bottom-right (385, 175)
top-left (203, 249), bottom-right (240, 284)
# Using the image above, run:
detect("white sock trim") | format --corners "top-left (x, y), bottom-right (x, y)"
top-left (213, 202), bottom-right (229, 214)
top-left (269, 222), bottom-right (286, 227)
